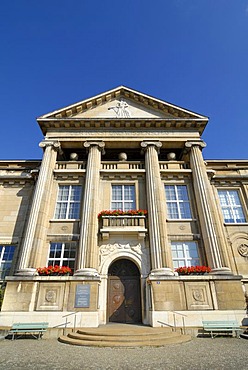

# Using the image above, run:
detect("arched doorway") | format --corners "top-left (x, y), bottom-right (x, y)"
top-left (107, 259), bottom-right (142, 324)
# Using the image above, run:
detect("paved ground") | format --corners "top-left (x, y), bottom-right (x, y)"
top-left (0, 337), bottom-right (247, 370)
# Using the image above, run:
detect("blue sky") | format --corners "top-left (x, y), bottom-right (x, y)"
top-left (1, 0), bottom-right (248, 160)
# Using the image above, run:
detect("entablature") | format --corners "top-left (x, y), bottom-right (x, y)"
top-left (38, 118), bottom-right (207, 135)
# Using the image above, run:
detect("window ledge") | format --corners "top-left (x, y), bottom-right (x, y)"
top-left (166, 219), bottom-right (197, 222)
top-left (224, 222), bottom-right (248, 226)
top-left (50, 219), bottom-right (80, 222)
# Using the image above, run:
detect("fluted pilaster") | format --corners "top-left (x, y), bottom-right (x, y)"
top-left (16, 140), bottom-right (61, 275)
top-left (75, 141), bottom-right (105, 277)
top-left (141, 141), bottom-right (173, 276)
top-left (185, 141), bottom-right (231, 274)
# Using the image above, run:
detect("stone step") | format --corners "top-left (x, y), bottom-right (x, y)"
top-left (67, 331), bottom-right (181, 342)
top-left (77, 326), bottom-right (172, 337)
top-left (58, 324), bottom-right (191, 347)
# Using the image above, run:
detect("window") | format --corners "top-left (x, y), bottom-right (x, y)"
top-left (54, 185), bottom-right (81, 219)
top-left (171, 242), bottom-right (200, 269)
top-left (218, 190), bottom-right (246, 223)
top-left (0, 245), bottom-right (15, 279)
top-left (165, 185), bottom-right (192, 219)
top-left (111, 185), bottom-right (136, 211)
top-left (48, 243), bottom-right (76, 271)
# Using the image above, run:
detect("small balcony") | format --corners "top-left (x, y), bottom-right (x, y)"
top-left (99, 213), bottom-right (147, 240)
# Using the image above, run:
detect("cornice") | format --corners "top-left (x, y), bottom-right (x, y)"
top-left (38, 118), bottom-right (207, 135)
top-left (0, 178), bottom-right (34, 186)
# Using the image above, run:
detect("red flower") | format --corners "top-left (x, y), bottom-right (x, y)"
top-left (175, 266), bottom-right (211, 275)
top-left (98, 209), bottom-right (148, 218)
top-left (36, 265), bottom-right (72, 276)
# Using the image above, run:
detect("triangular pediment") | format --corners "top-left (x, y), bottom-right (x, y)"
top-left (38, 86), bottom-right (208, 121)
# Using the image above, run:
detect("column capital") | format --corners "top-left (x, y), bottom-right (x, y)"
top-left (84, 141), bottom-right (105, 153)
top-left (39, 140), bottom-right (62, 153)
top-left (185, 140), bottom-right (206, 150)
top-left (141, 141), bottom-right (162, 153)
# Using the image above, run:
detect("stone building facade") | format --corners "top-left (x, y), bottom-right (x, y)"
top-left (0, 86), bottom-right (247, 330)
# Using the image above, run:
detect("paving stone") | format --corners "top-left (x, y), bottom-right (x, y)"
top-left (0, 337), bottom-right (247, 370)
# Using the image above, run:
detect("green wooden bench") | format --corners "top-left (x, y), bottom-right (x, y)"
top-left (8, 322), bottom-right (49, 340)
top-left (202, 320), bottom-right (241, 339)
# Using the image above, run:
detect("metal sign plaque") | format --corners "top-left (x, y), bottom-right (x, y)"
top-left (75, 284), bottom-right (90, 308)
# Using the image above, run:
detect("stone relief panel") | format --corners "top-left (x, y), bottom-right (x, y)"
top-left (36, 283), bottom-right (65, 311)
top-left (184, 282), bottom-right (213, 310)
top-left (99, 243), bottom-right (150, 276)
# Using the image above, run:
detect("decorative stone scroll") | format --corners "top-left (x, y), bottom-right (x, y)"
top-left (99, 243), bottom-right (149, 275)
top-left (237, 244), bottom-right (248, 258)
top-left (100, 242), bottom-right (143, 256)
top-left (192, 289), bottom-right (205, 302)
top-left (45, 290), bottom-right (57, 303)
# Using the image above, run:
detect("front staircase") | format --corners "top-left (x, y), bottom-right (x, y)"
top-left (58, 324), bottom-right (191, 347)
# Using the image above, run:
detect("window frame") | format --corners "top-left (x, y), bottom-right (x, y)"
top-left (165, 184), bottom-right (193, 220)
top-left (0, 245), bottom-right (15, 280)
top-left (217, 188), bottom-right (246, 224)
top-left (54, 184), bottom-right (82, 220)
top-left (171, 241), bottom-right (200, 269)
top-left (111, 183), bottom-right (137, 211)
top-left (47, 242), bottom-right (77, 272)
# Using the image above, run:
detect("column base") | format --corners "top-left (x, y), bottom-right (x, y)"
top-left (149, 268), bottom-right (174, 277)
top-left (74, 268), bottom-right (100, 277)
top-left (14, 268), bottom-right (37, 276)
top-left (210, 267), bottom-right (233, 275)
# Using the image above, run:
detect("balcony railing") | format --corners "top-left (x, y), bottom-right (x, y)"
top-left (159, 161), bottom-right (188, 170)
top-left (101, 161), bottom-right (145, 170)
top-left (55, 162), bottom-right (86, 170)
top-left (101, 215), bottom-right (146, 228)
top-left (55, 161), bottom-right (188, 171)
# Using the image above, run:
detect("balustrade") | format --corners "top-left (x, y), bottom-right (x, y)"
top-left (100, 215), bottom-right (146, 228)
top-left (101, 162), bottom-right (145, 170)
top-left (55, 161), bottom-right (188, 171)
top-left (55, 162), bottom-right (86, 170)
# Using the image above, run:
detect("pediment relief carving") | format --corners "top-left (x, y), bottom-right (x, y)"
top-left (71, 98), bottom-right (174, 119)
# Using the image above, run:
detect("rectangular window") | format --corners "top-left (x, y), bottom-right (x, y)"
top-left (165, 185), bottom-right (192, 219)
top-left (111, 185), bottom-right (136, 211)
top-left (218, 190), bottom-right (246, 223)
top-left (54, 185), bottom-right (81, 219)
top-left (0, 245), bottom-right (15, 279)
top-left (171, 241), bottom-right (200, 269)
top-left (47, 243), bottom-right (76, 271)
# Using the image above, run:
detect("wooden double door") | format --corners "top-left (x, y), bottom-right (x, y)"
top-left (108, 260), bottom-right (141, 324)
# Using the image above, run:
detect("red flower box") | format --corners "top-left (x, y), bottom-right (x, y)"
top-left (175, 266), bottom-right (211, 275)
top-left (37, 265), bottom-right (72, 276)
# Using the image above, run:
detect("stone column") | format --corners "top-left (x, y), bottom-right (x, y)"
top-left (141, 141), bottom-right (174, 276)
top-left (75, 141), bottom-right (105, 277)
top-left (15, 140), bottom-right (61, 275)
top-left (185, 141), bottom-right (231, 274)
